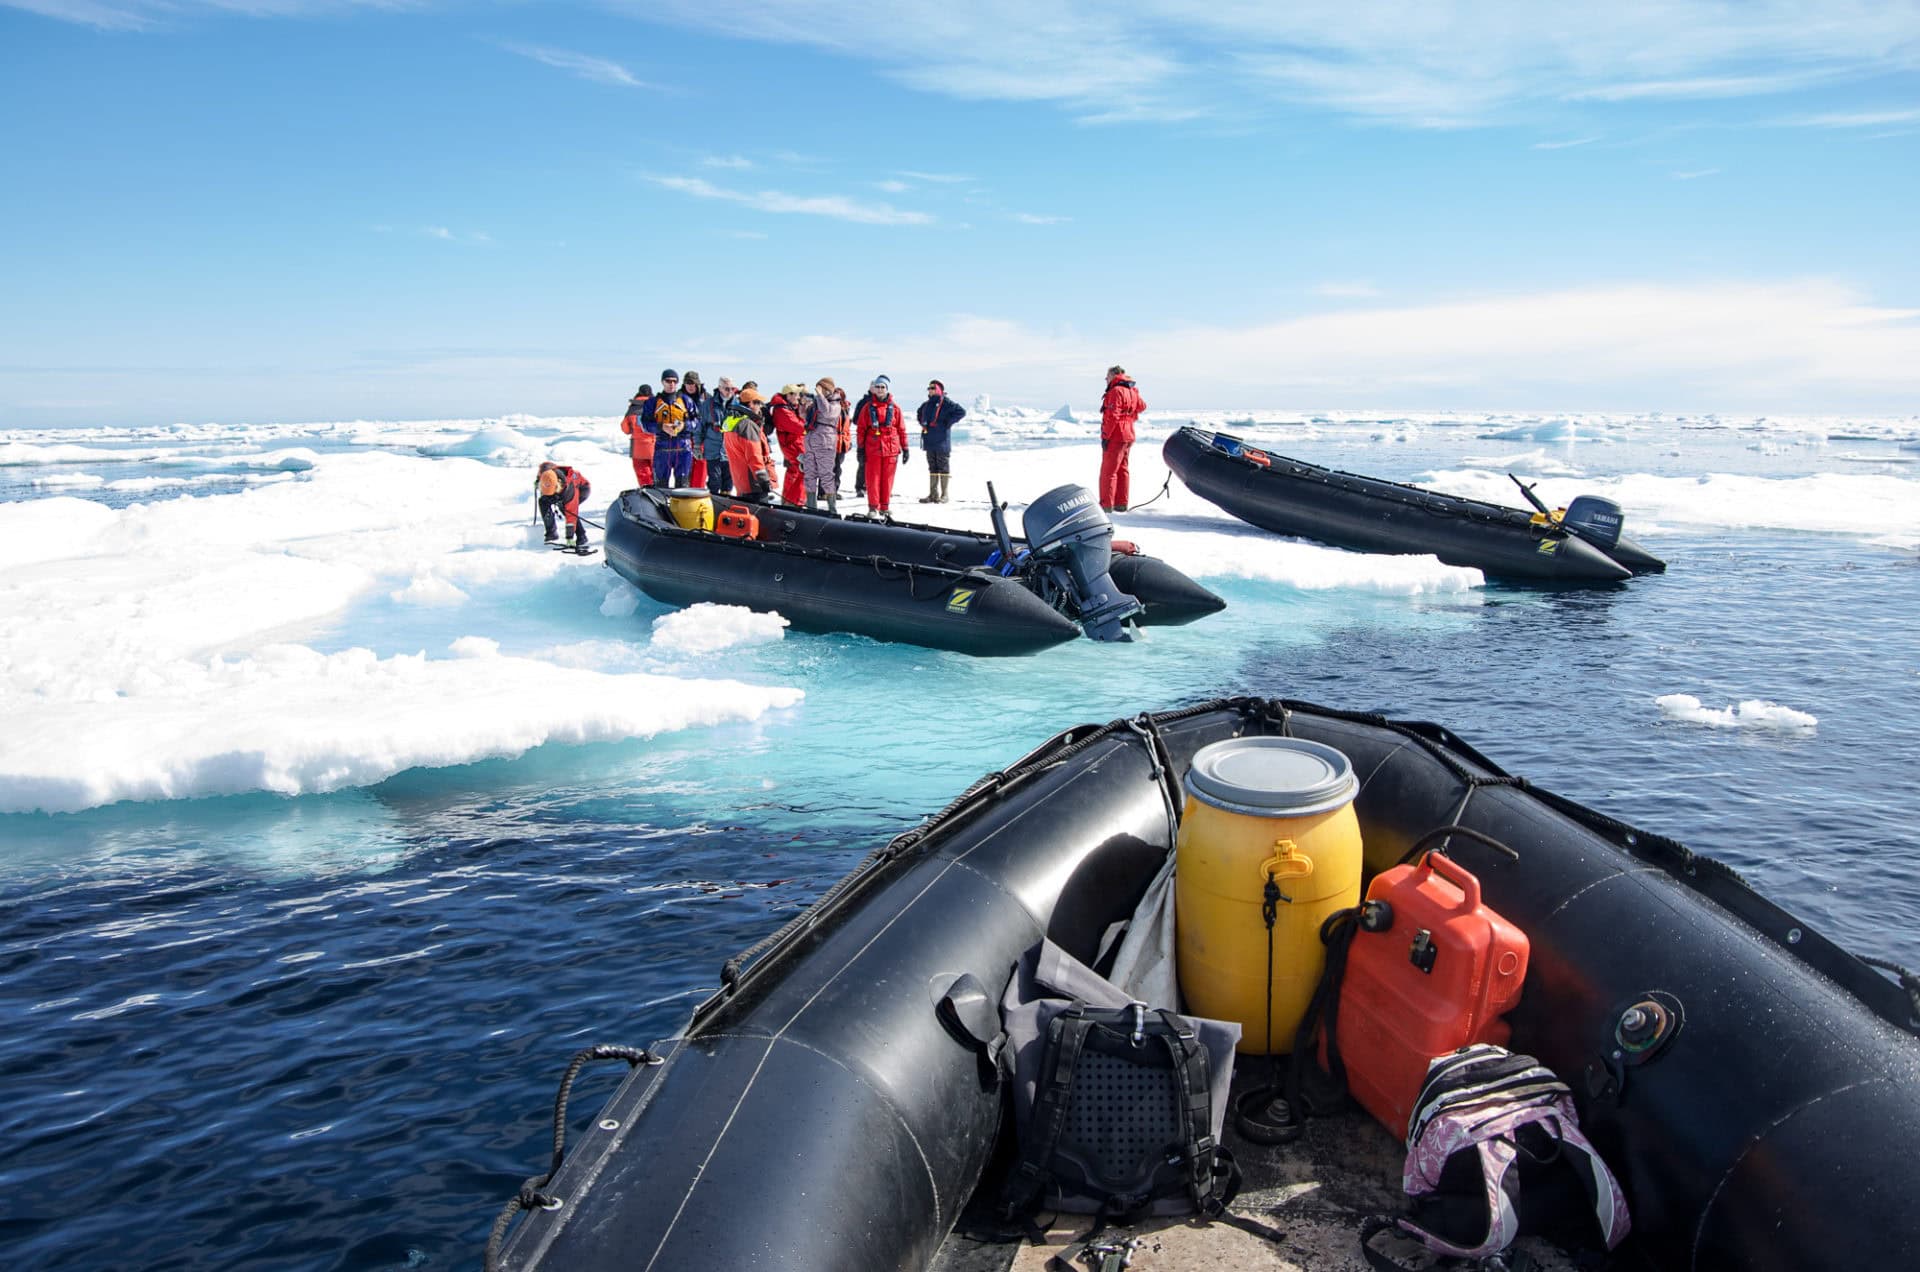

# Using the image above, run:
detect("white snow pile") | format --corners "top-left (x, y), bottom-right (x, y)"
top-left (1481, 418), bottom-right (1576, 443)
top-left (30, 472), bottom-right (105, 488)
top-left (1655, 694), bottom-right (1818, 734)
top-left (416, 425), bottom-right (538, 462)
top-left (650, 604), bottom-right (790, 655)
top-left (0, 446), bottom-right (803, 814)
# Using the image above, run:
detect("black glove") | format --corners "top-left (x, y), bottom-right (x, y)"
top-left (901, 450), bottom-right (911, 466)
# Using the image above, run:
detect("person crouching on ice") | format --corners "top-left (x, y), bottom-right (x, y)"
top-left (917, 379), bottom-right (965, 503)
top-left (620, 384), bottom-right (654, 488)
top-left (854, 374), bottom-right (909, 517)
top-left (536, 461), bottom-right (593, 552)
top-left (1099, 364), bottom-right (1146, 513)
top-left (723, 386), bottom-right (776, 501)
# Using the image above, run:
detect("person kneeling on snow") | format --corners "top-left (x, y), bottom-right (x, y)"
top-left (536, 461), bottom-right (593, 552)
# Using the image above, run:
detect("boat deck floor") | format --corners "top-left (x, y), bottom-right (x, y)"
top-left (933, 1067), bottom-right (1580, 1272)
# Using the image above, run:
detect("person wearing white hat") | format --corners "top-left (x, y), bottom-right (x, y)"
top-left (852, 375), bottom-right (910, 517)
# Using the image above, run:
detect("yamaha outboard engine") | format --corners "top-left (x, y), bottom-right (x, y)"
top-left (1562, 495), bottom-right (1624, 551)
top-left (1020, 484), bottom-right (1144, 641)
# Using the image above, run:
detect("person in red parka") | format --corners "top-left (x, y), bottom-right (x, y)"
top-left (769, 385), bottom-right (810, 505)
top-left (854, 374), bottom-right (910, 516)
top-left (1098, 365), bottom-right (1146, 513)
top-left (619, 384), bottom-right (654, 488)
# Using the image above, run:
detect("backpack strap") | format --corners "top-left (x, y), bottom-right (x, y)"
top-left (998, 1003), bottom-right (1094, 1221)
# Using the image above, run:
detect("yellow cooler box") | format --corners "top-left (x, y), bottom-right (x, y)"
top-left (1175, 737), bottom-right (1363, 1054)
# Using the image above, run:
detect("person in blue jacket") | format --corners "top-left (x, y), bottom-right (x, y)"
top-left (916, 379), bottom-right (966, 503)
top-left (644, 368), bottom-right (696, 487)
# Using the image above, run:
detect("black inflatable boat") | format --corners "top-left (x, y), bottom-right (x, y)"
top-left (603, 484), bottom-right (1224, 656)
top-left (1163, 426), bottom-right (1666, 583)
top-left (486, 698), bottom-right (1919, 1272)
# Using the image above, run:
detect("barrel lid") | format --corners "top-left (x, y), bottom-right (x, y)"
top-left (1184, 737), bottom-right (1358, 817)
top-left (667, 487), bottom-right (712, 500)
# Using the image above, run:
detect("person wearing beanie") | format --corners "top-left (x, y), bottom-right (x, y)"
top-left (916, 378), bottom-right (966, 503)
top-left (852, 375), bottom-right (909, 517)
top-left (619, 383), bottom-right (655, 488)
top-left (722, 384), bottom-right (775, 501)
top-left (682, 371), bottom-right (710, 489)
top-left (643, 368), bottom-right (697, 488)
top-left (1098, 364), bottom-right (1146, 513)
top-left (852, 374), bottom-right (895, 499)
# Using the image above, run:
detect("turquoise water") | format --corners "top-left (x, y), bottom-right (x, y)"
top-left (2, 414), bottom-right (1917, 1268)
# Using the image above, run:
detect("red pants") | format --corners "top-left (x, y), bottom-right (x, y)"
top-left (865, 449), bottom-right (898, 511)
top-left (779, 439), bottom-right (805, 504)
top-left (1099, 436), bottom-right (1133, 510)
top-left (630, 437), bottom-right (656, 488)
top-left (689, 458), bottom-right (707, 488)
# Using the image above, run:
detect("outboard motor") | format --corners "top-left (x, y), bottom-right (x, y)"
top-left (1562, 495), bottom-right (1624, 551)
top-left (1020, 484), bottom-right (1144, 641)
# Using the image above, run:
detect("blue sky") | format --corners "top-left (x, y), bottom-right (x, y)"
top-left (3, 1), bottom-right (1918, 426)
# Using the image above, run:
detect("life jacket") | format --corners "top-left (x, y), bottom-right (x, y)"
top-left (651, 395), bottom-right (689, 438)
top-left (856, 396), bottom-right (904, 454)
top-left (1362, 1044), bottom-right (1631, 1268)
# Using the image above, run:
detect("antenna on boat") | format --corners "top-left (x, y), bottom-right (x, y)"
top-left (1508, 472), bottom-right (1552, 517)
top-left (986, 482), bottom-right (1017, 564)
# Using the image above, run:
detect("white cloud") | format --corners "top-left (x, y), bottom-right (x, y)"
top-left (1013, 212), bottom-right (1071, 225)
top-left (1780, 107), bottom-right (1920, 128)
top-left (743, 281), bottom-right (1920, 411)
top-left (649, 175), bottom-right (933, 226)
top-left (1566, 72), bottom-right (1835, 103)
top-left (499, 43), bottom-right (648, 88)
top-left (623, 1), bottom-right (1920, 126)
top-left (897, 170), bottom-right (973, 183)
top-left (1671, 167), bottom-right (1721, 179)
top-left (1530, 136), bottom-right (1599, 150)
top-left (703, 154), bottom-right (754, 169)
top-left (874, 179), bottom-right (910, 193)
top-left (1313, 281), bottom-right (1381, 298)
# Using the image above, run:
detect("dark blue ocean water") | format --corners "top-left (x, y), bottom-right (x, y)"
top-left (3, 417), bottom-right (1918, 1269)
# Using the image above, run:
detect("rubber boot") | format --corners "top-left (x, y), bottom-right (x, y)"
top-left (937, 474), bottom-right (950, 503)
top-left (827, 495), bottom-right (838, 516)
top-left (806, 489), bottom-right (818, 511)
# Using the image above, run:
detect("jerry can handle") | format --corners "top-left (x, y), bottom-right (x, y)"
top-left (1423, 851), bottom-right (1482, 912)
top-left (1257, 839), bottom-right (1314, 882)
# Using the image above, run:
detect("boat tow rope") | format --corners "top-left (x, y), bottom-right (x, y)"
top-left (1858, 955), bottom-right (1920, 1021)
top-left (482, 1044), bottom-right (663, 1272)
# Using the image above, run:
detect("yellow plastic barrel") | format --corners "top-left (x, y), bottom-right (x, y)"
top-left (668, 488), bottom-right (715, 531)
top-left (1175, 737), bottom-right (1363, 1054)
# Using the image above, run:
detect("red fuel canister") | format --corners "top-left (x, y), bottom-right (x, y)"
top-left (715, 506), bottom-right (760, 539)
top-left (1334, 851), bottom-right (1529, 1136)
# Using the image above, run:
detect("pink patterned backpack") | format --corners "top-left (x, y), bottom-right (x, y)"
top-left (1362, 1044), bottom-right (1631, 1269)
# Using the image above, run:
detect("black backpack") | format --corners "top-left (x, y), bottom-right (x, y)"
top-left (999, 1001), bottom-right (1226, 1221)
